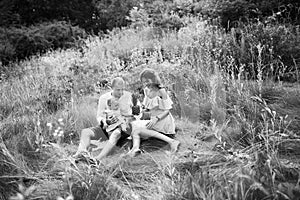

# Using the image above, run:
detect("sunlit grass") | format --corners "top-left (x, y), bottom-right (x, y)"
top-left (1, 16), bottom-right (300, 200)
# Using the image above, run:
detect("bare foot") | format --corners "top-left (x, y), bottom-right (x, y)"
top-left (72, 151), bottom-right (89, 159)
top-left (127, 148), bottom-right (142, 157)
top-left (170, 140), bottom-right (180, 153)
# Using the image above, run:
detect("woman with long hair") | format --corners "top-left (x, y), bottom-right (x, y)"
top-left (128, 68), bottom-right (180, 156)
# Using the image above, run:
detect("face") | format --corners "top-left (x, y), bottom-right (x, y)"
top-left (112, 82), bottom-right (124, 98)
top-left (141, 77), bottom-right (153, 88)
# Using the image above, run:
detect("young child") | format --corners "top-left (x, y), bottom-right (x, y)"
top-left (104, 97), bottom-right (127, 133)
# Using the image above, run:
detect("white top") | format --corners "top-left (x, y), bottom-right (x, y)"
top-left (143, 94), bottom-right (173, 111)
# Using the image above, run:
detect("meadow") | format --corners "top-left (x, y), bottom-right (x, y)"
top-left (1, 16), bottom-right (300, 200)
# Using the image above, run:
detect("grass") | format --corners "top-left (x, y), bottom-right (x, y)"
top-left (1, 16), bottom-right (300, 200)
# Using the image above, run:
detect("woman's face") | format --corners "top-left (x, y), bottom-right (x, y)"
top-left (141, 77), bottom-right (153, 88)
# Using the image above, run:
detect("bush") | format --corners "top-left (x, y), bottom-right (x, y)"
top-left (224, 22), bottom-right (300, 81)
top-left (193, 0), bottom-right (300, 29)
top-left (0, 21), bottom-right (86, 65)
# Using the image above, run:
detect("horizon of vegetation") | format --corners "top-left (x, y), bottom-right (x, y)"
top-left (1, 1), bottom-right (300, 200)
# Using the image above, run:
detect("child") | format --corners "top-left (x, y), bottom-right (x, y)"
top-left (104, 97), bottom-right (127, 133)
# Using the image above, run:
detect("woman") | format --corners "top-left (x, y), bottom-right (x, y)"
top-left (128, 68), bottom-right (180, 156)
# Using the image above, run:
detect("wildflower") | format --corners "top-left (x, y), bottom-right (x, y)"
top-left (46, 123), bottom-right (52, 127)
top-left (58, 130), bottom-right (64, 137)
top-left (53, 129), bottom-right (58, 137)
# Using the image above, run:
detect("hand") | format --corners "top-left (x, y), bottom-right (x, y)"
top-left (146, 117), bottom-right (159, 129)
top-left (106, 116), bottom-right (118, 125)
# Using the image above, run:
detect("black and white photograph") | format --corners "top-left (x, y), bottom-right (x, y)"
top-left (1, 0), bottom-right (300, 199)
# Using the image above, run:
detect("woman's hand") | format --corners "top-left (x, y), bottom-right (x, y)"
top-left (106, 116), bottom-right (118, 125)
top-left (158, 87), bottom-right (168, 99)
top-left (146, 116), bottom-right (159, 129)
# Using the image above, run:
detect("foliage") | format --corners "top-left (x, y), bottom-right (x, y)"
top-left (95, 0), bottom-right (139, 31)
top-left (0, 21), bottom-right (86, 65)
top-left (224, 21), bottom-right (300, 81)
top-left (1, 0), bottom-right (139, 34)
top-left (192, 0), bottom-right (300, 29)
top-left (1, 14), bottom-right (300, 200)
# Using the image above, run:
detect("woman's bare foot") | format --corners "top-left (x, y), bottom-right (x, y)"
top-left (170, 140), bottom-right (180, 153)
top-left (127, 148), bottom-right (142, 157)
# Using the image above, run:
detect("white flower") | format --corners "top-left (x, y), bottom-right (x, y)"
top-left (58, 130), bottom-right (64, 137)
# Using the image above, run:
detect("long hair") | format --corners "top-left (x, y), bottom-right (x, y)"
top-left (140, 68), bottom-right (162, 88)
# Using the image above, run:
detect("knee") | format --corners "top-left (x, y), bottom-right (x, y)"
top-left (131, 128), bottom-right (142, 138)
top-left (81, 128), bottom-right (94, 139)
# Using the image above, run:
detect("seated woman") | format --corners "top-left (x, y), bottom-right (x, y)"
top-left (128, 68), bottom-right (180, 156)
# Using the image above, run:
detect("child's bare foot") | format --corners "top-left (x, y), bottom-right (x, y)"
top-left (170, 140), bottom-right (180, 153)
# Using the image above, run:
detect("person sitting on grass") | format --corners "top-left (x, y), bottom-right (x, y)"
top-left (128, 68), bottom-right (180, 157)
top-left (73, 77), bottom-right (138, 162)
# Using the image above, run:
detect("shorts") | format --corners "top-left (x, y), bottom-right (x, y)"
top-left (90, 124), bottom-right (131, 147)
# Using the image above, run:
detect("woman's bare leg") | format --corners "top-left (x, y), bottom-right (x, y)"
top-left (130, 129), bottom-right (142, 152)
top-left (131, 128), bottom-right (180, 153)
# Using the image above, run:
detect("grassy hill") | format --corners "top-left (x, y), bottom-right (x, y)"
top-left (1, 17), bottom-right (300, 200)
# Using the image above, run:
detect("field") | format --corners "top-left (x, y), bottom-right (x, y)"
top-left (1, 17), bottom-right (300, 200)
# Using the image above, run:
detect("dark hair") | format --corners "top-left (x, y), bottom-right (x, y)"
top-left (140, 68), bottom-right (162, 88)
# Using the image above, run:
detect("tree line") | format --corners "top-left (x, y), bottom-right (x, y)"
top-left (0, 0), bottom-right (299, 65)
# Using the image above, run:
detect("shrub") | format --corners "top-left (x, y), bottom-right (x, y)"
top-left (224, 22), bottom-right (300, 81)
top-left (0, 21), bottom-right (86, 65)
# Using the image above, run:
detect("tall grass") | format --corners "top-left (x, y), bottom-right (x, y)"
top-left (1, 16), bottom-right (300, 200)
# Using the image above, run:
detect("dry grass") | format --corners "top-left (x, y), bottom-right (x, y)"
top-left (1, 16), bottom-right (300, 200)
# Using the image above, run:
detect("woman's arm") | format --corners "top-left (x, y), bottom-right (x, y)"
top-left (146, 110), bottom-right (170, 129)
top-left (158, 88), bottom-right (168, 99)
top-left (155, 110), bottom-right (169, 121)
